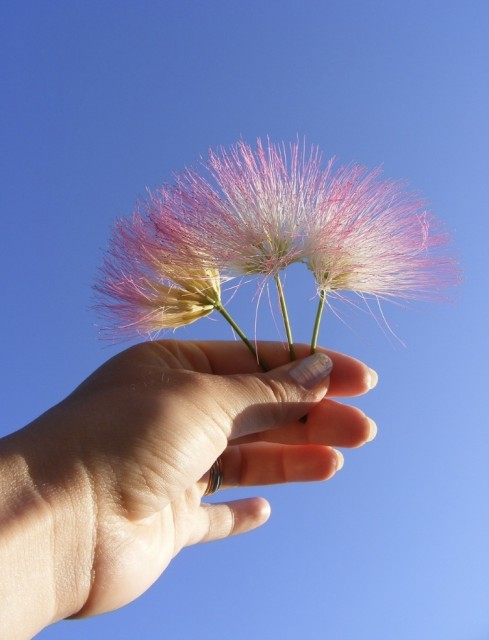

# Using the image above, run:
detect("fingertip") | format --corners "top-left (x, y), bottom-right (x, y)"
top-left (254, 497), bottom-right (271, 524)
top-left (197, 498), bottom-right (272, 543)
top-left (334, 449), bottom-right (344, 471)
top-left (314, 349), bottom-right (377, 397)
top-left (305, 446), bottom-right (345, 481)
top-left (316, 448), bottom-right (343, 480)
top-left (234, 497), bottom-right (271, 533)
top-left (233, 497), bottom-right (271, 529)
top-left (349, 365), bottom-right (379, 396)
top-left (366, 418), bottom-right (378, 442)
top-left (368, 368), bottom-right (379, 390)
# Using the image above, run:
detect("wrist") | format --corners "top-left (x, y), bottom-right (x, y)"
top-left (0, 409), bottom-right (96, 638)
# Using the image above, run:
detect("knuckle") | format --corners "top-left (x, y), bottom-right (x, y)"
top-left (261, 377), bottom-right (291, 405)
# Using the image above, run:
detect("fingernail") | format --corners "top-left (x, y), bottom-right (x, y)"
top-left (334, 450), bottom-right (344, 471)
top-left (368, 368), bottom-right (379, 389)
top-left (289, 353), bottom-right (333, 390)
top-left (366, 418), bottom-right (378, 442)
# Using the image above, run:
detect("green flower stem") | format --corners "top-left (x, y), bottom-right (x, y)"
top-left (310, 291), bottom-right (326, 354)
top-left (214, 303), bottom-right (270, 371)
top-left (274, 273), bottom-right (296, 361)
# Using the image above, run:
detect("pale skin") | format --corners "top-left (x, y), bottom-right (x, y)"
top-left (0, 341), bottom-right (377, 639)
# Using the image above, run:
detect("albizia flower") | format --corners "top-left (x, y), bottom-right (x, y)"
top-left (299, 163), bottom-right (458, 349)
top-left (95, 138), bottom-right (458, 358)
top-left (303, 164), bottom-right (455, 299)
top-left (94, 210), bottom-right (268, 366)
top-left (146, 139), bottom-right (330, 276)
top-left (94, 214), bottom-right (222, 337)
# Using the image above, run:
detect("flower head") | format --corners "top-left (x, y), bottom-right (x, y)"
top-left (147, 139), bottom-right (332, 277)
top-left (94, 214), bottom-right (221, 338)
top-left (303, 165), bottom-right (458, 301)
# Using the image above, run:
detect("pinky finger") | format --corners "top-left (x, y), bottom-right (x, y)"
top-left (188, 498), bottom-right (271, 545)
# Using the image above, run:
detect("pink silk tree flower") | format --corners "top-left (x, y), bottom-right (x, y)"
top-left (300, 164), bottom-right (459, 350)
top-left (94, 214), bottom-right (222, 338)
top-left (202, 139), bottom-right (325, 274)
top-left (303, 165), bottom-right (457, 300)
top-left (94, 211), bottom-right (268, 367)
top-left (144, 139), bottom-right (331, 277)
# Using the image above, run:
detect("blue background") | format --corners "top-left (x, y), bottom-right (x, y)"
top-left (1, 2), bottom-right (488, 639)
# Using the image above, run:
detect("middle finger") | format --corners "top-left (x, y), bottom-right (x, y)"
top-left (230, 399), bottom-right (377, 448)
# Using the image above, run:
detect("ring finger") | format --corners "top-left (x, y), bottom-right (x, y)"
top-left (213, 442), bottom-right (344, 490)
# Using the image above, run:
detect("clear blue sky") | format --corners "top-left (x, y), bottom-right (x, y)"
top-left (1, 2), bottom-right (488, 639)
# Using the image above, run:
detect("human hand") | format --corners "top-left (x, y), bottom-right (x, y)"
top-left (0, 340), bottom-right (377, 635)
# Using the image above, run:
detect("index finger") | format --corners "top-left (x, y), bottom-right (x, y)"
top-left (161, 340), bottom-right (377, 397)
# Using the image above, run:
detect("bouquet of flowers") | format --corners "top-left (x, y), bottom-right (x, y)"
top-left (94, 139), bottom-right (458, 366)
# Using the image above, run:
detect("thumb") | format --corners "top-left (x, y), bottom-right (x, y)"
top-left (225, 352), bottom-right (334, 440)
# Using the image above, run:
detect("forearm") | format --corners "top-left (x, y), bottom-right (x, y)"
top-left (0, 415), bottom-right (95, 639)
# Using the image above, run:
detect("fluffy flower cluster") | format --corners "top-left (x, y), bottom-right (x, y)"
top-left (94, 215), bottom-right (222, 336)
top-left (95, 139), bottom-right (458, 347)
